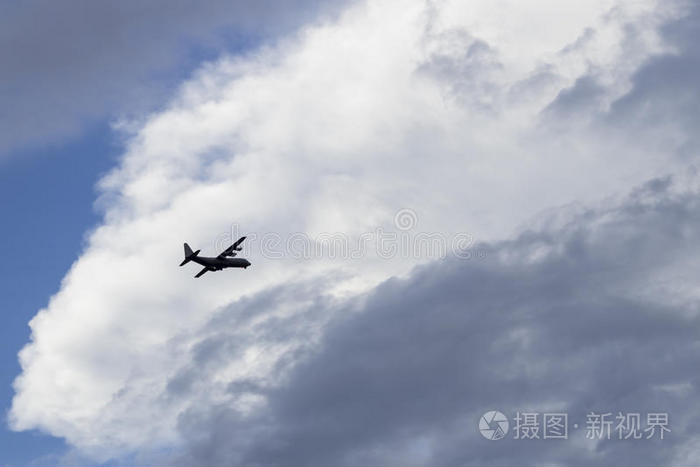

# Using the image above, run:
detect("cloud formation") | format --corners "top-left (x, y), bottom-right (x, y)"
top-left (9, 0), bottom-right (700, 463)
top-left (174, 171), bottom-right (700, 467)
top-left (0, 0), bottom-right (346, 157)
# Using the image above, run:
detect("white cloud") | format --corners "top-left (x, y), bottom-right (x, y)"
top-left (0, 0), bottom-right (348, 157)
top-left (172, 171), bottom-right (700, 467)
top-left (9, 0), bottom-right (692, 461)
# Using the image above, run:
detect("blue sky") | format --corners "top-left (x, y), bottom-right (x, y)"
top-left (2, 1), bottom-right (700, 466)
top-left (0, 3), bottom-right (344, 463)
top-left (0, 123), bottom-right (117, 464)
top-left (0, 19), bottom-right (267, 466)
top-left (0, 10), bottom-right (261, 466)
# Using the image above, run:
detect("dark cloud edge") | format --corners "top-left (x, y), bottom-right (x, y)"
top-left (157, 168), bottom-right (700, 467)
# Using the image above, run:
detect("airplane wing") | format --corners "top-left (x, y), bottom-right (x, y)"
top-left (217, 236), bottom-right (247, 258)
top-left (195, 267), bottom-right (209, 278)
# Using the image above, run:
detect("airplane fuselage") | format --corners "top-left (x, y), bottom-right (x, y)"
top-left (181, 239), bottom-right (250, 277)
top-left (191, 255), bottom-right (251, 271)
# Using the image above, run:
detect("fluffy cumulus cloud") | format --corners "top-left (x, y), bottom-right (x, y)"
top-left (9, 0), bottom-right (700, 464)
top-left (0, 0), bottom-right (347, 156)
top-left (172, 172), bottom-right (700, 467)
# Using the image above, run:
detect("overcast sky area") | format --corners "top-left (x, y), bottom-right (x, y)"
top-left (2, 0), bottom-right (700, 465)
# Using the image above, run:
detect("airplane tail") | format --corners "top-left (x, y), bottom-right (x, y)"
top-left (179, 243), bottom-right (200, 266)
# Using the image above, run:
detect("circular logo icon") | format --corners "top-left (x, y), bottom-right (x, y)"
top-left (394, 208), bottom-right (418, 231)
top-left (479, 411), bottom-right (509, 440)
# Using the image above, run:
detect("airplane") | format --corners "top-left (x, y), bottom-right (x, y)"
top-left (179, 236), bottom-right (251, 278)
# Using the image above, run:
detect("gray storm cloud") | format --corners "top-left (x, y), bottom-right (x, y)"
top-left (173, 172), bottom-right (700, 467)
top-left (8, 0), bottom-right (700, 464)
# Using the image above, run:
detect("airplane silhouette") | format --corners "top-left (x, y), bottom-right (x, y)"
top-left (180, 236), bottom-right (251, 278)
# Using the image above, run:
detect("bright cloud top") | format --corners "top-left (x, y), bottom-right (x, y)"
top-left (9, 0), bottom-right (692, 461)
